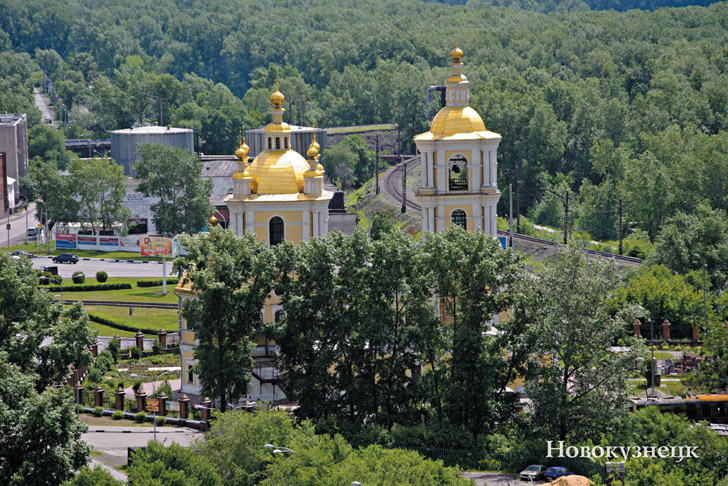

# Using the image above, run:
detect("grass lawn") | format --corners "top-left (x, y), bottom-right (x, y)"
top-left (1, 242), bottom-right (174, 262)
top-left (90, 320), bottom-right (136, 337)
top-left (85, 305), bottom-right (178, 332)
top-left (54, 277), bottom-right (179, 304)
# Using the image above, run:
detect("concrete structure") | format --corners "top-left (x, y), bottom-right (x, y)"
top-left (414, 43), bottom-right (501, 237)
top-left (246, 124), bottom-right (326, 159)
top-left (110, 126), bottom-right (194, 176)
top-left (177, 84), bottom-right (335, 402)
top-left (0, 114), bottom-right (29, 214)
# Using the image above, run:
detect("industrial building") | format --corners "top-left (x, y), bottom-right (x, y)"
top-left (0, 114), bottom-right (29, 217)
top-left (110, 126), bottom-right (194, 175)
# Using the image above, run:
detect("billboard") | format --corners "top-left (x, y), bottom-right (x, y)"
top-left (140, 236), bottom-right (177, 256)
top-left (55, 233), bottom-right (77, 249)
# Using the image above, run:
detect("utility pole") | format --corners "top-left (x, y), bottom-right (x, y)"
top-left (45, 205), bottom-right (50, 255)
top-left (563, 191), bottom-right (569, 245)
top-left (375, 136), bottom-right (380, 195)
top-left (509, 183), bottom-right (514, 255)
top-left (401, 161), bottom-right (407, 214)
top-left (618, 198), bottom-right (623, 256)
top-left (515, 164), bottom-right (520, 233)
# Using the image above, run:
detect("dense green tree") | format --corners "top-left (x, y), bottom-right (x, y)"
top-left (651, 204), bottom-right (728, 289)
top-left (421, 226), bottom-right (532, 434)
top-left (69, 158), bottom-right (130, 234)
top-left (30, 159), bottom-right (80, 225)
top-left (135, 144), bottom-right (213, 234)
top-left (0, 358), bottom-right (89, 486)
top-left (127, 441), bottom-right (222, 486)
top-left (63, 467), bottom-right (123, 486)
top-left (175, 228), bottom-right (276, 411)
top-left (525, 245), bottom-right (640, 441)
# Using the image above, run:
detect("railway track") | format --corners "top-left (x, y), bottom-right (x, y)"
top-left (382, 158), bottom-right (642, 265)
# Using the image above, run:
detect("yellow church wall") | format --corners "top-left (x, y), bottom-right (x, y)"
top-left (253, 210), bottom-right (303, 224)
top-left (182, 331), bottom-right (196, 345)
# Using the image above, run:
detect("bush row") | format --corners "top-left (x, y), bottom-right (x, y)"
top-left (87, 313), bottom-right (162, 335)
top-left (136, 278), bottom-right (179, 288)
top-left (46, 283), bottom-right (132, 292)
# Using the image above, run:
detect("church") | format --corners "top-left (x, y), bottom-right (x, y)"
top-left (178, 42), bottom-right (502, 402)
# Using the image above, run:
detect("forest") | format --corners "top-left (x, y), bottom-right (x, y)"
top-left (2, 0), bottom-right (728, 245)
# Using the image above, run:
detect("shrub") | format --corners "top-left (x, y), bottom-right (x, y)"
top-left (152, 339), bottom-right (161, 354)
top-left (42, 271), bottom-right (53, 278)
top-left (112, 410), bottom-right (123, 420)
top-left (46, 283), bottom-right (131, 292)
top-left (134, 412), bottom-right (146, 423)
top-left (50, 275), bottom-right (63, 285)
top-left (132, 381), bottom-right (143, 394)
top-left (95, 352), bottom-right (114, 374)
top-left (96, 271), bottom-right (108, 283)
top-left (155, 416), bottom-right (166, 426)
top-left (108, 337), bottom-right (120, 363)
top-left (136, 278), bottom-right (178, 288)
top-left (72, 271), bottom-right (85, 284)
top-left (130, 346), bottom-right (142, 360)
top-left (93, 406), bottom-right (104, 417)
top-left (38, 276), bottom-right (49, 285)
top-left (87, 368), bottom-right (104, 383)
top-left (88, 314), bottom-right (158, 335)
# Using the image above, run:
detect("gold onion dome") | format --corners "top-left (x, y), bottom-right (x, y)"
top-left (270, 81), bottom-right (285, 107)
top-left (235, 141), bottom-right (249, 160)
top-left (451, 39), bottom-right (463, 61)
top-left (208, 211), bottom-right (218, 226)
top-left (306, 142), bottom-right (319, 160)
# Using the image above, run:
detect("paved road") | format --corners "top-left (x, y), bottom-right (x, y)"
top-left (0, 203), bottom-right (40, 247)
top-left (34, 87), bottom-right (56, 125)
top-left (31, 256), bottom-right (171, 278)
top-left (462, 472), bottom-right (547, 485)
top-left (83, 425), bottom-right (201, 474)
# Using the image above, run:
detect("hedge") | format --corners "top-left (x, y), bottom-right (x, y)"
top-left (136, 278), bottom-right (178, 288)
top-left (45, 283), bottom-right (132, 292)
top-left (88, 314), bottom-right (162, 335)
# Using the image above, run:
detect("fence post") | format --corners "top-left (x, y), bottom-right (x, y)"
top-left (158, 391), bottom-right (167, 417)
top-left (157, 329), bottom-right (167, 350)
top-left (136, 391), bottom-right (147, 413)
top-left (633, 319), bottom-right (641, 338)
top-left (116, 385), bottom-right (125, 411)
top-left (179, 394), bottom-right (189, 420)
top-left (662, 319), bottom-right (671, 342)
top-left (201, 397), bottom-right (212, 424)
top-left (94, 385), bottom-right (104, 408)
top-left (135, 330), bottom-right (144, 351)
top-left (692, 325), bottom-right (699, 345)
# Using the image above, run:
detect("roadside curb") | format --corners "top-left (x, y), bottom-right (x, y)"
top-left (79, 258), bottom-right (163, 264)
top-left (88, 429), bottom-right (189, 434)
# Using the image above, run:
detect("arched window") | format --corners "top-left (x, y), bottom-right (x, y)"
top-left (274, 310), bottom-right (285, 323)
top-left (275, 137), bottom-right (281, 150)
top-left (452, 209), bottom-right (467, 230)
top-left (284, 137), bottom-right (288, 149)
top-left (269, 216), bottom-right (284, 245)
top-left (448, 155), bottom-right (468, 191)
top-left (267, 137), bottom-right (272, 150)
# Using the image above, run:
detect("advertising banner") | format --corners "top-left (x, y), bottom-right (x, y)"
top-left (140, 236), bottom-right (176, 256)
top-left (55, 233), bottom-right (77, 249)
top-left (100, 237), bottom-right (119, 247)
top-left (77, 235), bottom-right (97, 248)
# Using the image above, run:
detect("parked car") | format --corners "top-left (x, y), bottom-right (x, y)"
top-left (52, 253), bottom-right (79, 264)
top-left (40, 265), bottom-right (59, 275)
top-left (27, 228), bottom-right (38, 240)
top-left (11, 250), bottom-right (35, 258)
top-left (544, 467), bottom-right (573, 480)
top-left (520, 464), bottom-right (546, 482)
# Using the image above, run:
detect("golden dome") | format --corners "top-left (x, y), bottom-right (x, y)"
top-left (235, 142), bottom-right (249, 160)
top-left (306, 143), bottom-right (319, 160)
top-left (247, 149), bottom-right (309, 194)
top-left (264, 121), bottom-right (290, 133)
top-left (270, 81), bottom-right (285, 107)
top-left (451, 40), bottom-right (463, 62)
top-left (208, 211), bottom-right (218, 226)
top-left (430, 106), bottom-right (485, 135)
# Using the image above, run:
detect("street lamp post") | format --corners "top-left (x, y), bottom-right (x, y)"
top-left (130, 370), bottom-right (173, 442)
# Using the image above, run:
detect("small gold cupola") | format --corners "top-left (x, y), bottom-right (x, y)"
top-left (304, 126), bottom-right (324, 196)
top-left (232, 126), bottom-right (253, 198)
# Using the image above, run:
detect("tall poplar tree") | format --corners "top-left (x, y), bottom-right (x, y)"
top-left (175, 228), bottom-right (275, 411)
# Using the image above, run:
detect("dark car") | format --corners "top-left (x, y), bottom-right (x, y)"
top-left (544, 467), bottom-right (573, 480)
top-left (40, 265), bottom-right (59, 275)
top-left (52, 253), bottom-right (79, 264)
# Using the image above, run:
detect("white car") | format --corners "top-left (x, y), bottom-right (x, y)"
top-left (519, 464), bottom-right (546, 482)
